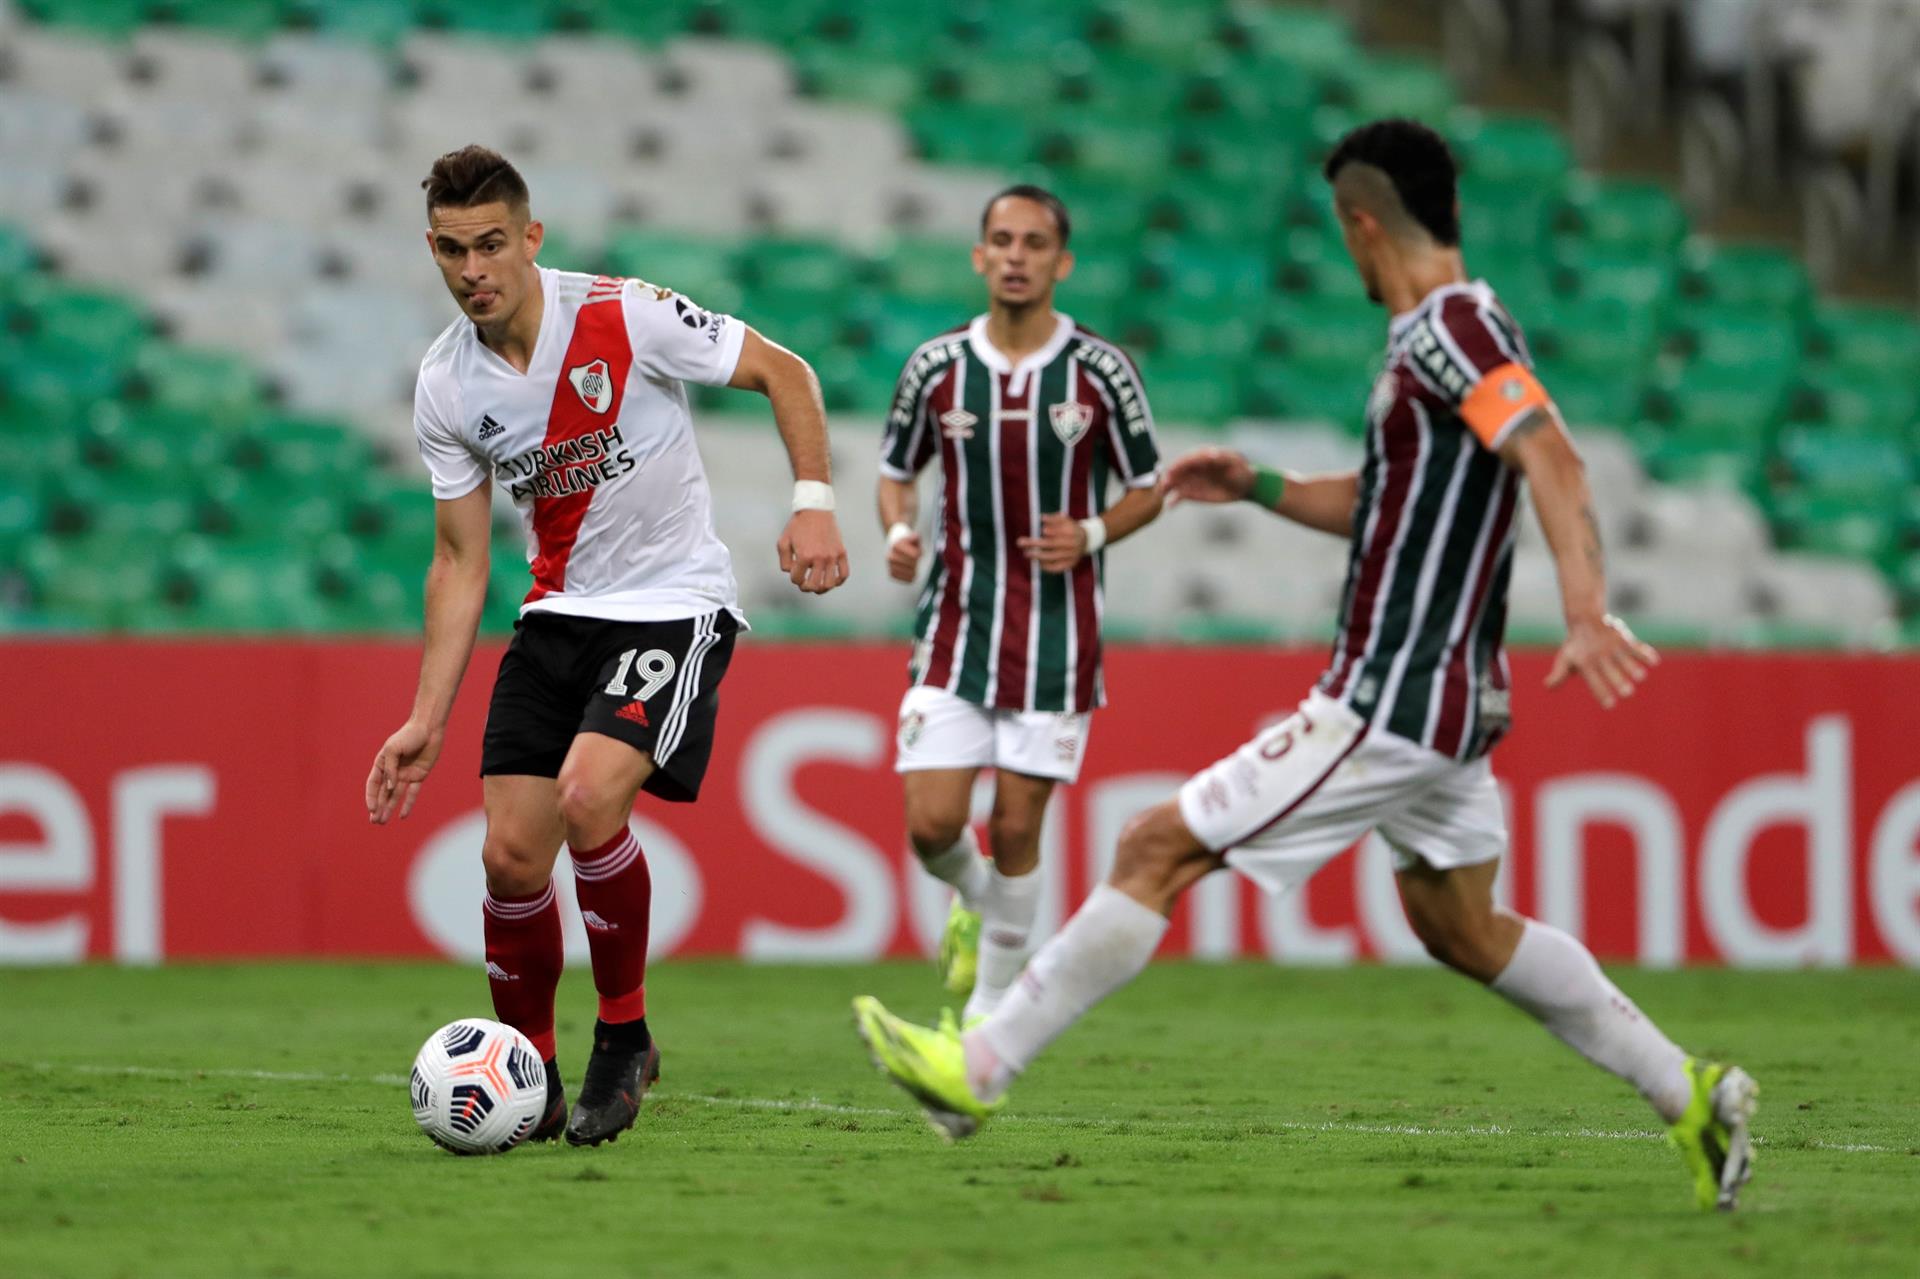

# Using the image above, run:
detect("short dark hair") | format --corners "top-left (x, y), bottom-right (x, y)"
top-left (422, 145), bottom-right (530, 216)
top-left (1322, 119), bottom-right (1460, 247)
top-left (980, 183), bottom-right (1072, 245)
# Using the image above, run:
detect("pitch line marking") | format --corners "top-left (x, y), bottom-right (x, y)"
top-left (13, 1062), bottom-right (1902, 1156)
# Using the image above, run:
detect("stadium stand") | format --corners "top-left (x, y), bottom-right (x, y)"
top-left (0, 0), bottom-right (1913, 647)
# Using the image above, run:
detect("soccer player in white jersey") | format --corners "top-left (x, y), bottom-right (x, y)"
top-left (879, 186), bottom-right (1163, 1023)
top-left (365, 146), bottom-right (848, 1148)
top-left (856, 121), bottom-right (1758, 1211)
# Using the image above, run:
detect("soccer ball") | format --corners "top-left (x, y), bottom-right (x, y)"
top-left (409, 1019), bottom-right (547, 1155)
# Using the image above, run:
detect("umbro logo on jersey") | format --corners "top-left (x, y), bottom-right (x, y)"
top-left (615, 700), bottom-right (650, 728)
top-left (569, 358), bottom-right (614, 414)
top-left (477, 414), bottom-right (505, 441)
top-left (940, 408), bottom-right (977, 439)
top-left (1048, 400), bottom-right (1093, 447)
top-left (581, 910), bottom-right (617, 932)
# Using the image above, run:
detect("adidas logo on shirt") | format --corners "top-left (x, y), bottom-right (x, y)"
top-left (477, 413), bottom-right (506, 440)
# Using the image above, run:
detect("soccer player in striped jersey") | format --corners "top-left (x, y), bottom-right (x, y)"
top-left (856, 122), bottom-right (1758, 1212)
top-left (878, 185), bottom-right (1164, 1023)
top-left (365, 147), bottom-right (847, 1148)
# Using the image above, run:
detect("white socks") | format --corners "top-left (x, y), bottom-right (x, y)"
top-left (962, 863), bottom-right (1044, 1023)
top-left (1491, 919), bottom-right (1692, 1122)
top-left (964, 884), bottom-right (1168, 1102)
top-left (919, 826), bottom-right (991, 910)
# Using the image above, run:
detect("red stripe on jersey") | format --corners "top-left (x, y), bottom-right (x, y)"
top-left (1332, 384), bottom-right (1422, 696)
top-left (525, 287), bottom-right (634, 603)
top-left (1067, 390), bottom-right (1100, 711)
top-left (1430, 476), bottom-right (1518, 757)
top-left (993, 372), bottom-right (1035, 710)
top-left (921, 367), bottom-right (966, 691)
top-left (1437, 294), bottom-right (1513, 376)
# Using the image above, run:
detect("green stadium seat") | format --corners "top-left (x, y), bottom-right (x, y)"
top-left (875, 237), bottom-right (985, 310)
top-left (1556, 246), bottom-right (1676, 312)
top-left (1241, 360), bottom-right (1364, 432)
top-left (1333, 55), bottom-right (1455, 122)
top-left (790, 44), bottom-right (927, 112)
top-left (1647, 364), bottom-right (1788, 445)
top-left (1775, 426), bottom-right (1913, 501)
top-left (603, 231), bottom-right (742, 313)
top-left (1261, 294), bottom-right (1381, 376)
top-left (1134, 355), bottom-right (1237, 424)
top-left (736, 285), bottom-right (847, 358)
top-left (844, 294), bottom-right (967, 356)
top-left (1458, 178), bottom-right (1555, 259)
top-left (1795, 373), bottom-right (1919, 436)
top-left (1531, 296), bottom-right (1658, 377)
top-left (1636, 434), bottom-right (1764, 493)
top-left (1135, 238), bottom-right (1269, 307)
top-left (19, 0), bottom-right (148, 36)
top-left (1533, 365), bottom-right (1641, 430)
top-left (12, 281), bottom-right (147, 358)
top-left (128, 343), bottom-right (263, 427)
top-left (1671, 302), bottom-right (1801, 370)
top-left (1807, 303), bottom-right (1920, 377)
top-left (906, 104), bottom-right (1037, 168)
top-left (157, 0), bottom-right (288, 38)
top-left (1231, 4), bottom-right (1359, 78)
top-left (0, 335), bottom-right (132, 415)
top-left (738, 238), bottom-right (862, 295)
top-left (285, 0), bottom-right (428, 44)
top-left (1768, 489), bottom-right (1903, 567)
top-left (1452, 113), bottom-right (1573, 187)
top-left (1034, 113), bottom-right (1175, 184)
top-left (1557, 178), bottom-right (1689, 254)
top-left (1680, 241), bottom-right (1811, 316)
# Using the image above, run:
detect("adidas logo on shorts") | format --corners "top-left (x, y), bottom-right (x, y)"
top-left (615, 701), bottom-right (650, 727)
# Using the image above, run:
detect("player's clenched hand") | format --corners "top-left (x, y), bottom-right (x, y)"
top-left (1018, 512), bottom-right (1089, 573)
top-left (366, 720), bottom-right (443, 825)
top-left (886, 529), bottom-right (923, 583)
top-left (778, 509), bottom-right (850, 594)
top-left (1547, 614), bottom-right (1659, 709)
top-left (1158, 447), bottom-right (1254, 506)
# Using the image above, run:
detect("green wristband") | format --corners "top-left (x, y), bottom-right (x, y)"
top-left (1247, 465), bottom-right (1286, 509)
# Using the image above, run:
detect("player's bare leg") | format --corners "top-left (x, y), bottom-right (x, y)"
top-left (555, 732), bottom-right (662, 1147)
top-left (480, 775), bottom-right (569, 1140)
top-left (1397, 859), bottom-right (1758, 1209)
top-left (961, 770), bottom-right (1055, 1023)
top-left (904, 767), bottom-right (991, 994)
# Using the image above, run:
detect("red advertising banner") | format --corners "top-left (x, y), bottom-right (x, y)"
top-left (2, 641), bottom-right (1917, 967)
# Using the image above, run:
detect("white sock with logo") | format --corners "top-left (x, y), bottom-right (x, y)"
top-left (961, 863), bottom-right (1044, 1023)
top-left (963, 883), bottom-right (1168, 1102)
top-left (1490, 919), bottom-right (1692, 1122)
top-left (919, 826), bottom-right (991, 911)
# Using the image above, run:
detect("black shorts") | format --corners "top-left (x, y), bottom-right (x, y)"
top-left (480, 609), bottom-right (739, 802)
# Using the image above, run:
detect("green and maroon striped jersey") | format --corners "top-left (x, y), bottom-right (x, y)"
top-left (881, 313), bottom-right (1161, 713)
top-left (1321, 281), bottom-right (1537, 760)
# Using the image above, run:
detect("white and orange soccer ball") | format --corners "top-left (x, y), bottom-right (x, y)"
top-left (409, 1019), bottom-right (547, 1155)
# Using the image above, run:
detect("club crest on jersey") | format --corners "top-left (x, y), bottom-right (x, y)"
top-left (569, 358), bottom-right (613, 414)
top-left (940, 408), bottom-right (977, 440)
top-left (1048, 400), bottom-right (1093, 447)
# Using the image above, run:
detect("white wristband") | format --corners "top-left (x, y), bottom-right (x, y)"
top-left (886, 521), bottom-right (915, 548)
top-left (792, 480), bottom-right (835, 512)
top-left (1078, 516), bottom-right (1108, 554)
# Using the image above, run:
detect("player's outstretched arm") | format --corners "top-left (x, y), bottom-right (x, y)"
top-left (729, 328), bottom-right (849, 595)
top-left (1498, 408), bottom-right (1658, 709)
top-left (1158, 446), bottom-right (1359, 537)
top-left (878, 474), bottom-right (923, 583)
top-left (366, 484), bottom-right (492, 824)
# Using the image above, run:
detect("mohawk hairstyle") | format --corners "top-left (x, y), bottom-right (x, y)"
top-left (422, 145), bottom-right (530, 216)
top-left (1322, 119), bottom-right (1460, 248)
top-left (980, 183), bottom-right (1072, 245)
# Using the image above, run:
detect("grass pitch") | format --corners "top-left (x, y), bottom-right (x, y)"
top-left (2, 961), bottom-right (1915, 1279)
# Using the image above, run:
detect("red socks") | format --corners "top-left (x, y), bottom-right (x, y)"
top-left (571, 828), bottom-right (652, 1024)
top-left (482, 882), bottom-right (562, 1061)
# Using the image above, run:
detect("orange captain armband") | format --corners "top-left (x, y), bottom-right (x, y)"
top-left (1459, 362), bottom-right (1556, 451)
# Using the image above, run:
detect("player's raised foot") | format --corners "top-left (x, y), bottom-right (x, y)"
top-left (565, 1021), bottom-right (661, 1147)
top-left (1666, 1058), bottom-right (1758, 1211)
top-left (528, 1057), bottom-right (568, 1142)
top-left (939, 898), bottom-right (981, 997)
top-left (852, 996), bottom-right (1001, 1141)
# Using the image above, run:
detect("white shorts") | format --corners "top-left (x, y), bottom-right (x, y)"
top-left (893, 685), bottom-right (1092, 783)
top-left (1177, 690), bottom-right (1506, 896)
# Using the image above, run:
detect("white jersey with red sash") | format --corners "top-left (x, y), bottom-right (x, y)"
top-left (413, 267), bottom-right (746, 623)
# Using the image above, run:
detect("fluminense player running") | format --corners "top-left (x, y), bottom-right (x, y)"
top-left (879, 185), bottom-right (1163, 1023)
top-left (855, 121), bottom-right (1758, 1211)
top-left (366, 146), bottom-right (848, 1147)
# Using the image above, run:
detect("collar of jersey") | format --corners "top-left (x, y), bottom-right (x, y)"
top-left (1386, 278), bottom-right (1490, 353)
top-left (967, 311), bottom-right (1076, 397)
